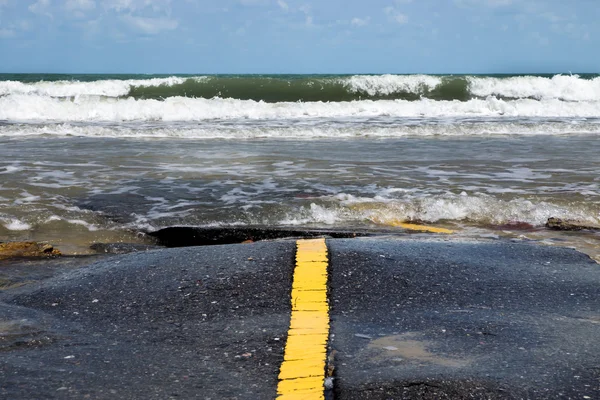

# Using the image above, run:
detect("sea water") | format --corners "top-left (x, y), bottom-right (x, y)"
top-left (1, 73), bottom-right (599, 257)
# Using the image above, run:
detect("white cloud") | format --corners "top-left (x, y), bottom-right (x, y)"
top-left (120, 14), bottom-right (178, 34)
top-left (298, 4), bottom-right (310, 14)
top-left (392, 13), bottom-right (408, 24)
top-left (106, 0), bottom-right (171, 13)
top-left (486, 0), bottom-right (512, 6)
top-left (28, 0), bottom-right (52, 17)
top-left (106, 0), bottom-right (133, 12)
top-left (238, 0), bottom-right (269, 5)
top-left (0, 0), bottom-right (7, 19)
top-left (17, 20), bottom-right (32, 30)
top-left (104, 0), bottom-right (177, 37)
top-left (531, 31), bottom-right (549, 46)
top-left (80, 16), bottom-right (102, 35)
top-left (455, 0), bottom-right (512, 7)
top-left (351, 17), bottom-right (370, 27)
top-left (65, 0), bottom-right (96, 12)
top-left (295, 4), bottom-right (315, 28)
top-left (65, 0), bottom-right (96, 18)
top-left (384, 6), bottom-right (408, 24)
top-left (277, 0), bottom-right (288, 11)
top-left (0, 18), bottom-right (31, 38)
top-left (0, 27), bottom-right (15, 38)
top-left (540, 12), bottom-right (561, 23)
top-left (508, 2), bottom-right (586, 42)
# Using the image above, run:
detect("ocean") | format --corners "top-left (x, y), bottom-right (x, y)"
top-left (1, 73), bottom-right (599, 257)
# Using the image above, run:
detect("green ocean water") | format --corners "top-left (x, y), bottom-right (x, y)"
top-left (1, 73), bottom-right (599, 102)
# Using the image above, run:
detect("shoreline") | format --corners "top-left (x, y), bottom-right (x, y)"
top-left (2, 222), bottom-right (599, 294)
top-left (3, 217), bottom-right (599, 256)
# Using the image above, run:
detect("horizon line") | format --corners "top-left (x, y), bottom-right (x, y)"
top-left (0, 71), bottom-right (597, 76)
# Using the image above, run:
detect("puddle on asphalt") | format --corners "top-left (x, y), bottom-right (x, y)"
top-left (0, 318), bottom-right (54, 352)
top-left (364, 332), bottom-right (472, 368)
top-left (0, 319), bottom-right (45, 336)
top-left (0, 304), bottom-right (63, 352)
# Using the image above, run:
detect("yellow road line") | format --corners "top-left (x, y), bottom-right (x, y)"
top-left (394, 222), bottom-right (454, 234)
top-left (277, 238), bottom-right (329, 399)
top-left (374, 217), bottom-right (454, 234)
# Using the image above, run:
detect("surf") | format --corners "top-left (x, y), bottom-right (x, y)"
top-left (1, 73), bottom-right (599, 102)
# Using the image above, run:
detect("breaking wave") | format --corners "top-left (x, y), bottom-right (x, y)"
top-left (1, 73), bottom-right (599, 102)
top-left (1, 95), bottom-right (599, 123)
top-left (1, 73), bottom-right (599, 138)
top-left (289, 193), bottom-right (600, 228)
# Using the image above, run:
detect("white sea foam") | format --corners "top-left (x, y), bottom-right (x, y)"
top-left (343, 74), bottom-right (600, 101)
top-left (64, 219), bottom-right (99, 231)
top-left (1, 120), bottom-right (600, 139)
top-left (343, 74), bottom-right (442, 96)
top-left (282, 193), bottom-right (599, 227)
top-left (1, 95), bottom-right (599, 124)
top-left (0, 76), bottom-right (198, 98)
top-left (468, 75), bottom-right (600, 101)
top-left (0, 165), bottom-right (22, 174)
top-left (2, 218), bottom-right (32, 231)
top-left (342, 74), bottom-right (600, 101)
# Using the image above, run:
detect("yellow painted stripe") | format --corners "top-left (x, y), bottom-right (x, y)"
top-left (374, 217), bottom-right (454, 234)
top-left (395, 222), bottom-right (454, 234)
top-left (277, 238), bottom-right (329, 399)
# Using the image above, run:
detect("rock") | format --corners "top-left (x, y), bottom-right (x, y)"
top-left (0, 242), bottom-right (61, 260)
top-left (494, 221), bottom-right (536, 231)
top-left (546, 217), bottom-right (600, 231)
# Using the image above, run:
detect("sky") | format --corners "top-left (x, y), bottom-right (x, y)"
top-left (0, 0), bottom-right (598, 74)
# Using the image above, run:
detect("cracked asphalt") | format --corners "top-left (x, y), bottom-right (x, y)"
top-left (1, 237), bottom-right (600, 399)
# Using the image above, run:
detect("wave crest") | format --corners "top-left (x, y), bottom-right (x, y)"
top-left (468, 74), bottom-right (600, 102)
top-left (2, 74), bottom-right (599, 102)
top-left (0, 76), bottom-right (192, 98)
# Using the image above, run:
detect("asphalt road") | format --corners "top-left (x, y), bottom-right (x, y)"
top-left (1, 237), bottom-right (599, 399)
top-left (328, 239), bottom-right (600, 399)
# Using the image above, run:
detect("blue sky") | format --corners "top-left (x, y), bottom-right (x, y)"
top-left (0, 0), bottom-right (598, 74)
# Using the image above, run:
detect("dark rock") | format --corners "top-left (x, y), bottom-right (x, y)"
top-left (546, 217), bottom-right (600, 231)
top-left (493, 221), bottom-right (537, 231)
top-left (0, 242), bottom-right (61, 260)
